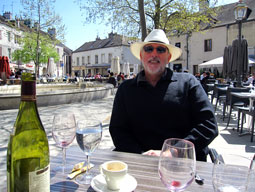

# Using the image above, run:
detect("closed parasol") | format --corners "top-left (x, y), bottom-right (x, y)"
top-left (240, 39), bottom-right (248, 77)
top-left (123, 62), bottom-right (130, 76)
top-left (0, 56), bottom-right (11, 80)
top-left (223, 46), bottom-right (228, 78)
top-left (230, 38), bottom-right (249, 82)
top-left (47, 57), bottom-right (56, 77)
top-left (227, 45), bottom-right (233, 78)
top-left (111, 56), bottom-right (120, 75)
top-left (133, 64), bottom-right (139, 74)
top-left (231, 39), bottom-right (238, 78)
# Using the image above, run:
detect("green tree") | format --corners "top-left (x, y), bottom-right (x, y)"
top-left (75, 0), bottom-right (219, 38)
top-left (19, 0), bottom-right (65, 76)
top-left (12, 32), bottom-right (59, 66)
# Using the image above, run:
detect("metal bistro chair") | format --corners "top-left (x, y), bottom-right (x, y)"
top-left (225, 87), bottom-right (250, 129)
top-left (213, 84), bottom-right (229, 112)
top-left (240, 106), bottom-right (255, 142)
top-left (222, 87), bottom-right (249, 121)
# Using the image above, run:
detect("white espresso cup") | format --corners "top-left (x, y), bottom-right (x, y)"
top-left (100, 160), bottom-right (128, 190)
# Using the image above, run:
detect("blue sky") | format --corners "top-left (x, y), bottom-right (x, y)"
top-left (1, 0), bottom-right (238, 51)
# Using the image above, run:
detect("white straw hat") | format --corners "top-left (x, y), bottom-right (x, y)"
top-left (130, 29), bottom-right (182, 62)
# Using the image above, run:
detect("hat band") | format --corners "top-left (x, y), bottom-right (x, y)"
top-left (148, 40), bottom-right (167, 44)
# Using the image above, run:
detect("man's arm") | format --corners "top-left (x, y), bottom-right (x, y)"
top-left (109, 84), bottom-right (143, 153)
top-left (184, 75), bottom-right (218, 152)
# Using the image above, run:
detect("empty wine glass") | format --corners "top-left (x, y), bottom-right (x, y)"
top-left (75, 119), bottom-right (102, 184)
top-left (212, 154), bottom-right (253, 192)
top-left (52, 113), bottom-right (76, 174)
top-left (158, 138), bottom-right (196, 192)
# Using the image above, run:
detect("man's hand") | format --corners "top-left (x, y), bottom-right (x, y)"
top-left (142, 149), bottom-right (176, 157)
top-left (142, 150), bottom-right (161, 156)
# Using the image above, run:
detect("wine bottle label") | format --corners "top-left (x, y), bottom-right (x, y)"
top-left (29, 164), bottom-right (50, 192)
top-left (21, 81), bottom-right (36, 101)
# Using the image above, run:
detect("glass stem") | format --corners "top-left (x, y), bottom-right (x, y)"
top-left (62, 147), bottom-right (66, 169)
top-left (86, 155), bottom-right (90, 175)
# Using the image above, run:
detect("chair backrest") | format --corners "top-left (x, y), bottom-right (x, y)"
top-left (207, 79), bottom-right (216, 84)
top-left (213, 84), bottom-right (229, 96)
top-left (228, 87), bottom-right (250, 106)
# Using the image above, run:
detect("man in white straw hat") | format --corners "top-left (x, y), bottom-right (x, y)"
top-left (109, 29), bottom-right (218, 161)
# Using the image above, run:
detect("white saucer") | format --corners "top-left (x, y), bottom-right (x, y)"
top-left (91, 174), bottom-right (137, 192)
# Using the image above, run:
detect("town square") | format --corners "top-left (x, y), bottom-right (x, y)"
top-left (0, 0), bottom-right (255, 191)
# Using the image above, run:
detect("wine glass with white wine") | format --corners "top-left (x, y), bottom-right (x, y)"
top-left (52, 113), bottom-right (76, 174)
top-left (158, 138), bottom-right (196, 192)
top-left (75, 118), bottom-right (102, 185)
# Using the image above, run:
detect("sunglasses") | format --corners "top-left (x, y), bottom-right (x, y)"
top-left (143, 45), bottom-right (167, 54)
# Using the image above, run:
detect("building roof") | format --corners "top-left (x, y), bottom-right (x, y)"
top-left (215, 0), bottom-right (255, 27)
top-left (57, 42), bottom-right (73, 54)
top-left (0, 14), bottom-right (72, 52)
top-left (73, 32), bottom-right (130, 53)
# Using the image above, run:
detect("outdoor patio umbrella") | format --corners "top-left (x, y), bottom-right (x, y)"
top-left (111, 56), bottom-right (120, 75)
top-left (241, 38), bottom-right (248, 78)
top-left (47, 57), bottom-right (55, 77)
top-left (123, 62), bottom-right (130, 76)
top-left (133, 64), bottom-right (139, 74)
top-left (223, 46), bottom-right (228, 78)
top-left (226, 45), bottom-right (233, 78)
top-left (0, 56), bottom-right (3, 73)
top-left (230, 39), bottom-right (238, 78)
top-left (230, 38), bottom-right (249, 81)
top-left (0, 56), bottom-right (11, 79)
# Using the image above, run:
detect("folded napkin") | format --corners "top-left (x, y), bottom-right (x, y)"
top-left (68, 162), bottom-right (94, 179)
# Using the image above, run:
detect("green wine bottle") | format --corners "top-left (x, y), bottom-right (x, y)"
top-left (7, 73), bottom-right (50, 192)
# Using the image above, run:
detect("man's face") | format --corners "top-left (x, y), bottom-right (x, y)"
top-left (140, 43), bottom-right (171, 76)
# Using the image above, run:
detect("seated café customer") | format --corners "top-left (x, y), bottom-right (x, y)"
top-left (107, 72), bottom-right (117, 88)
top-left (109, 29), bottom-right (218, 161)
top-left (200, 71), bottom-right (210, 94)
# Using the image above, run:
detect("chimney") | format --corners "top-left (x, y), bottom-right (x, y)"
top-left (199, 0), bottom-right (209, 12)
top-left (96, 36), bottom-right (100, 41)
top-left (24, 19), bottom-right (32, 28)
top-left (3, 12), bottom-right (12, 20)
top-left (108, 32), bottom-right (116, 39)
top-left (48, 28), bottom-right (56, 38)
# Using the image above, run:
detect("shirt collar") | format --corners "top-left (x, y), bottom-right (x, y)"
top-left (135, 68), bottom-right (176, 86)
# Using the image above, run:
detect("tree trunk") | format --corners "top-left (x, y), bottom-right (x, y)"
top-left (154, 0), bottom-right (160, 29)
top-left (138, 0), bottom-right (147, 41)
top-left (35, 2), bottom-right (41, 78)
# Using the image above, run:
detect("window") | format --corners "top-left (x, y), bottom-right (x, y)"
top-left (108, 53), bottom-right (112, 63)
top-left (0, 47), bottom-right (2, 56)
top-left (0, 30), bottom-right (2, 40)
top-left (8, 48), bottom-right (11, 59)
top-left (101, 54), bottom-right (105, 63)
top-left (204, 39), bottom-right (212, 52)
top-left (82, 56), bottom-right (85, 65)
top-left (76, 57), bottom-right (79, 66)
top-left (88, 56), bottom-right (90, 64)
top-left (175, 42), bottom-right (181, 48)
top-left (7, 32), bottom-right (11, 42)
top-left (57, 48), bottom-right (59, 54)
top-left (95, 55), bottom-right (98, 64)
top-left (14, 35), bottom-right (20, 44)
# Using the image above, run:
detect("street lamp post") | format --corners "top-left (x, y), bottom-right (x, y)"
top-left (234, 0), bottom-right (251, 87)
